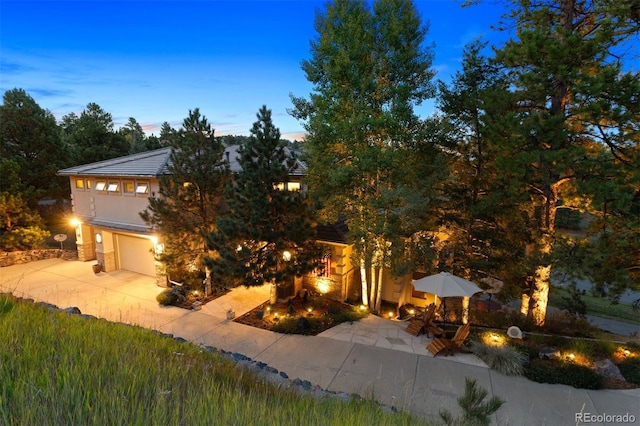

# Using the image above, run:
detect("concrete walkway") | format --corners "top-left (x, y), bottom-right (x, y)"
top-left (1, 258), bottom-right (638, 425)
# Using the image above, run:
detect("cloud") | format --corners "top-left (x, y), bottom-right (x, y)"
top-left (0, 61), bottom-right (35, 74)
top-left (26, 88), bottom-right (73, 98)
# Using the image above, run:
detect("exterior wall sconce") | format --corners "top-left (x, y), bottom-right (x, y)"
top-left (95, 233), bottom-right (102, 244)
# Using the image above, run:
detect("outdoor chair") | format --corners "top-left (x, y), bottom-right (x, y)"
top-left (405, 304), bottom-right (443, 337)
top-left (426, 323), bottom-right (470, 357)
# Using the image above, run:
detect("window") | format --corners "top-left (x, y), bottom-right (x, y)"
top-left (107, 182), bottom-right (120, 192)
top-left (123, 181), bottom-right (135, 194)
top-left (86, 180), bottom-right (91, 189)
top-left (135, 182), bottom-right (149, 194)
top-left (96, 181), bottom-right (107, 191)
top-left (315, 253), bottom-right (332, 278)
top-left (287, 182), bottom-right (301, 192)
top-left (75, 179), bottom-right (85, 189)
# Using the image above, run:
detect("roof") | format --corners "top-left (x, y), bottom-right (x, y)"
top-left (58, 148), bottom-right (173, 178)
top-left (316, 217), bottom-right (349, 245)
top-left (58, 145), bottom-right (307, 177)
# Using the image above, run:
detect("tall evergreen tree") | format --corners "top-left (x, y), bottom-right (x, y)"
top-left (491, 0), bottom-right (640, 324)
top-left (0, 88), bottom-right (68, 205)
top-left (290, 0), bottom-right (438, 310)
top-left (66, 103), bottom-right (130, 164)
top-left (434, 41), bottom-right (533, 300)
top-left (140, 108), bottom-right (229, 290)
top-left (205, 106), bottom-right (320, 293)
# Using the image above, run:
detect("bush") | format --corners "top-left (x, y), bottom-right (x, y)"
top-left (272, 316), bottom-right (323, 335)
top-left (524, 360), bottom-right (604, 389)
top-left (617, 358), bottom-right (640, 385)
top-left (471, 342), bottom-right (527, 376)
top-left (156, 287), bottom-right (186, 306)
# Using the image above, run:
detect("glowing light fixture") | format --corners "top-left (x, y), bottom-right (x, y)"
top-left (409, 309), bottom-right (415, 315)
top-left (70, 218), bottom-right (80, 227)
top-left (569, 353), bottom-right (575, 360)
top-left (282, 251), bottom-right (292, 261)
top-left (95, 233), bottom-right (102, 244)
top-left (359, 305), bottom-right (366, 311)
top-left (388, 311), bottom-right (394, 318)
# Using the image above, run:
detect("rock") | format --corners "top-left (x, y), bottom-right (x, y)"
top-left (62, 306), bottom-right (82, 315)
top-left (594, 359), bottom-right (625, 381)
top-left (538, 347), bottom-right (561, 359)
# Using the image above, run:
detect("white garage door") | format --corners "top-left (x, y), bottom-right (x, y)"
top-left (116, 234), bottom-right (156, 276)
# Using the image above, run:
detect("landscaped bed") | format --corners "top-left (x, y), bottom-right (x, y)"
top-left (233, 293), bottom-right (368, 335)
top-left (469, 328), bottom-right (640, 390)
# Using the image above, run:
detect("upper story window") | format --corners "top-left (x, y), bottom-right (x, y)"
top-left (107, 182), bottom-right (120, 193)
top-left (275, 181), bottom-right (301, 191)
top-left (123, 181), bottom-right (135, 194)
top-left (75, 179), bottom-right (85, 190)
top-left (96, 181), bottom-right (107, 191)
top-left (136, 182), bottom-right (149, 194)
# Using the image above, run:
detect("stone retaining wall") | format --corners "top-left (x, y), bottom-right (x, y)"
top-left (0, 249), bottom-right (78, 268)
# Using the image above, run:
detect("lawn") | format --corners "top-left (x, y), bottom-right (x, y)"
top-left (0, 295), bottom-right (427, 425)
top-left (548, 286), bottom-right (640, 325)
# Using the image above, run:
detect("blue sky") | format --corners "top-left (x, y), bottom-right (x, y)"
top-left (1, 1), bottom-right (508, 140)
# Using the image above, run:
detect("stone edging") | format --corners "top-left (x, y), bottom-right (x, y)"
top-left (3, 294), bottom-right (399, 416)
top-left (0, 249), bottom-right (78, 267)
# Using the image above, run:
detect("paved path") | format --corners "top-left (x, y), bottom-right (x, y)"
top-left (2, 258), bottom-right (639, 425)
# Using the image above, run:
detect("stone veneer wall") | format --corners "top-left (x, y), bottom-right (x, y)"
top-left (0, 249), bottom-right (78, 267)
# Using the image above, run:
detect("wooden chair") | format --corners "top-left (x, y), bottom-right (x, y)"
top-left (406, 304), bottom-right (443, 337)
top-left (427, 323), bottom-right (470, 357)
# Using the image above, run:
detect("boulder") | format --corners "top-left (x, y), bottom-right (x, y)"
top-left (593, 358), bottom-right (625, 381)
top-left (538, 347), bottom-right (561, 360)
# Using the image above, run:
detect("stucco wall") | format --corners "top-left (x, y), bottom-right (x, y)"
top-left (70, 176), bottom-right (159, 226)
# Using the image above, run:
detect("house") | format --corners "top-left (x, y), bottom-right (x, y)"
top-left (59, 147), bottom-right (430, 308)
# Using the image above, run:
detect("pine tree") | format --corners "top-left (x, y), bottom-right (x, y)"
top-left (140, 108), bottom-right (229, 290)
top-left (491, 0), bottom-right (640, 325)
top-left (432, 40), bottom-right (535, 301)
top-left (205, 106), bottom-right (320, 294)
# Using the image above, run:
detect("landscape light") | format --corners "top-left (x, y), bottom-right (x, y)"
top-left (388, 311), bottom-right (394, 318)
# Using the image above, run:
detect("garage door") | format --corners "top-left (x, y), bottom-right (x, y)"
top-left (115, 234), bottom-right (156, 276)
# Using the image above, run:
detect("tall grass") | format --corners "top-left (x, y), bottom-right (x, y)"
top-left (0, 296), bottom-right (428, 425)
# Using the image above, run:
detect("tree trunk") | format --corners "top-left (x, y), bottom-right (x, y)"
top-left (374, 266), bottom-right (383, 313)
top-left (360, 259), bottom-right (369, 307)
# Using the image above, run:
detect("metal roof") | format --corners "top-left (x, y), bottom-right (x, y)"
top-left (58, 148), bottom-right (173, 177)
top-left (58, 145), bottom-right (306, 177)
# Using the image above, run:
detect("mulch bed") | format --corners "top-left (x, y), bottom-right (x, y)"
top-left (233, 296), bottom-right (358, 335)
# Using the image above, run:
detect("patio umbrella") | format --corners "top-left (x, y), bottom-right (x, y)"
top-left (412, 272), bottom-right (482, 323)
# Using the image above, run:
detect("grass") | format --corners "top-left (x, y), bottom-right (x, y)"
top-left (549, 286), bottom-right (639, 325)
top-left (0, 295), bottom-right (429, 425)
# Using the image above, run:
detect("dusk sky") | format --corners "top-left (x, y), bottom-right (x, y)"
top-left (1, 1), bottom-right (509, 140)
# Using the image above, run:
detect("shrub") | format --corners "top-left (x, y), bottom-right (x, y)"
top-left (272, 316), bottom-right (323, 335)
top-left (524, 360), bottom-right (603, 389)
top-left (440, 377), bottom-right (504, 426)
top-left (156, 287), bottom-right (186, 306)
top-left (471, 342), bottom-right (527, 376)
top-left (617, 358), bottom-right (640, 385)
